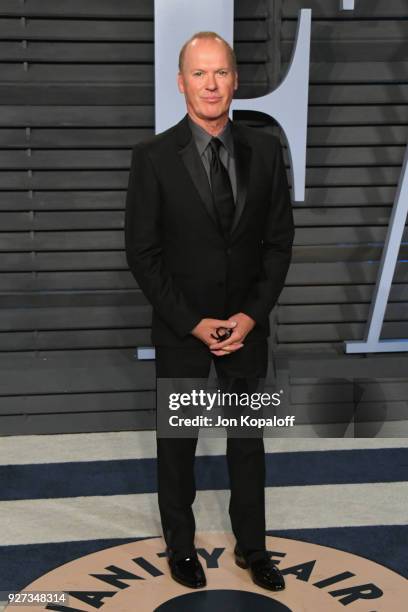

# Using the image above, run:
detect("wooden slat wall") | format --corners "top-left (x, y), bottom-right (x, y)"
top-left (0, 0), bottom-right (276, 434)
top-left (1, 0), bottom-right (406, 435)
top-left (278, 0), bottom-right (408, 354)
top-left (277, 0), bottom-right (408, 430)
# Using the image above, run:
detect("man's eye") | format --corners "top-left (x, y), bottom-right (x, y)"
top-left (193, 72), bottom-right (203, 77)
top-left (218, 70), bottom-right (228, 76)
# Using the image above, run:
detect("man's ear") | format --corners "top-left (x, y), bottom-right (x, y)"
top-left (234, 71), bottom-right (239, 91)
top-left (177, 72), bottom-right (185, 94)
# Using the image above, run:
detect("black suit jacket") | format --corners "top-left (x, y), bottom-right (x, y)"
top-left (125, 113), bottom-right (295, 348)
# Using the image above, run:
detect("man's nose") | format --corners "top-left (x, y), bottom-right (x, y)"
top-left (206, 74), bottom-right (217, 90)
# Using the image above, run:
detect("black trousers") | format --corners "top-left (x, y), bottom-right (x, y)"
top-left (155, 340), bottom-right (268, 563)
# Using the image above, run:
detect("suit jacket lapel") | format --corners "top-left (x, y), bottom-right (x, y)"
top-left (231, 123), bottom-right (252, 235)
top-left (175, 114), bottom-right (253, 239)
top-left (176, 115), bottom-right (221, 231)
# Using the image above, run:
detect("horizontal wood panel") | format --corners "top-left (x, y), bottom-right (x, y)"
top-left (0, 410), bottom-right (155, 435)
top-left (2, 83), bottom-right (408, 110)
top-left (0, 84), bottom-right (268, 105)
top-left (291, 381), bottom-right (408, 404)
top-left (294, 207), bottom-right (393, 225)
top-left (0, 0), bottom-right (265, 19)
top-left (0, 63), bottom-right (267, 84)
top-left (0, 277), bottom-right (405, 306)
top-left (0, 123), bottom-right (408, 152)
top-left (0, 186), bottom-right (398, 211)
top-left (297, 186), bottom-right (396, 206)
top-left (2, 125), bottom-right (408, 150)
top-left (0, 191), bottom-right (126, 211)
top-left (0, 328), bottom-right (151, 351)
top-left (280, 284), bottom-right (408, 304)
top-left (291, 244), bottom-right (408, 263)
top-left (2, 83), bottom-right (408, 108)
top-left (0, 167), bottom-right (403, 190)
top-left (0, 291), bottom-right (145, 308)
top-left (2, 105), bottom-right (408, 127)
top-left (0, 19), bottom-right (156, 41)
top-left (4, 244), bottom-right (408, 270)
top-left (1, 263), bottom-right (407, 291)
top-left (265, 404), bottom-right (406, 425)
top-left (301, 146), bottom-right (405, 166)
top-left (0, 206), bottom-right (397, 231)
top-left (278, 322), bottom-right (408, 343)
top-left (294, 226), bottom-right (408, 245)
top-left (307, 106), bottom-right (408, 125)
top-left (284, 0), bottom-right (408, 18)
top-left (302, 167), bottom-right (401, 186)
top-left (0, 271), bottom-right (136, 291)
top-left (1, 225), bottom-right (405, 250)
top-left (283, 20), bottom-right (408, 41)
top-left (0, 84), bottom-right (154, 106)
top-left (0, 41), bottom-right (268, 63)
top-left (281, 404), bottom-right (408, 426)
top-left (0, 352), bottom-right (155, 395)
top-left (0, 170), bottom-right (128, 189)
top-left (289, 355), bottom-right (408, 378)
top-left (0, 230), bottom-right (124, 250)
top-left (307, 85), bottom-right (408, 106)
top-left (0, 347), bottom-right (148, 367)
top-left (0, 0), bottom-right (154, 18)
top-left (0, 146), bottom-right (406, 170)
top-left (0, 306), bottom-right (151, 329)
top-left (0, 19), bottom-right (267, 41)
top-left (0, 252), bottom-right (127, 271)
top-left (0, 391), bottom-right (155, 415)
top-left (0, 129), bottom-right (154, 148)
top-left (0, 105), bottom-right (154, 126)
top-left (0, 63), bottom-right (153, 82)
top-left (306, 126), bottom-right (408, 146)
top-left (2, 304), bottom-right (408, 340)
top-left (278, 303), bottom-right (408, 324)
top-left (306, 62), bottom-right (408, 83)
top-left (285, 262), bottom-right (408, 285)
top-left (0, 41), bottom-right (152, 62)
top-left (276, 342), bottom-right (354, 355)
top-left (284, 41), bottom-right (408, 63)
top-left (0, 211), bottom-right (123, 230)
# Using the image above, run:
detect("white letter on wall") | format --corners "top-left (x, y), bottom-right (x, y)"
top-left (232, 10), bottom-right (311, 202)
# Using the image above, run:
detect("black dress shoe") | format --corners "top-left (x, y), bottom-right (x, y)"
top-left (234, 546), bottom-right (285, 591)
top-left (167, 550), bottom-right (206, 589)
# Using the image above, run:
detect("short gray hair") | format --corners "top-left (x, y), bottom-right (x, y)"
top-left (178, 31), bottom-right (237, 73)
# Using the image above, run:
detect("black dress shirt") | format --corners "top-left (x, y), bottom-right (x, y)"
top-left (188, 115), bottom-right (237, 203)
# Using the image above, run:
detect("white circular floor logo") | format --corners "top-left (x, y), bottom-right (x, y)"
top-left (6, 533), bottom-right (406, 611)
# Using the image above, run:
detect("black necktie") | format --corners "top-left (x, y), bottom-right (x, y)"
top-left (209, 137), bottom-right (235, 236)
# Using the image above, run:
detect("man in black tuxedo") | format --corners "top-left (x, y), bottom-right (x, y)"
top-left (125, 31), bottom-right (294, 591)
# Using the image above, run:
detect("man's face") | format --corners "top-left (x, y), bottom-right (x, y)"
top-left (177, 37), bottom-right (238, 123)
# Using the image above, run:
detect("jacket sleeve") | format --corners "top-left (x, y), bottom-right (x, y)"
top-left (124, 144), bottom-right (202, 338)
top-left (241, 136), bottom-right (295, 326)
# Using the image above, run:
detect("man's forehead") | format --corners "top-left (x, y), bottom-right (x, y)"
top-left (183, 39), bottom-right (232, 66)
top-left (186, 38), bottom-right (228, 57)
top-left (190, 36), bottom-right (223, 48)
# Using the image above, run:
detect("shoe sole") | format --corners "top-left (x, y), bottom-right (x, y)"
top-left (169, 571), bottom-right (206, 589)
top-left (235, 556), bottom-right (249, 569)
top-left (235, 558), bottom-right (285, 592)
